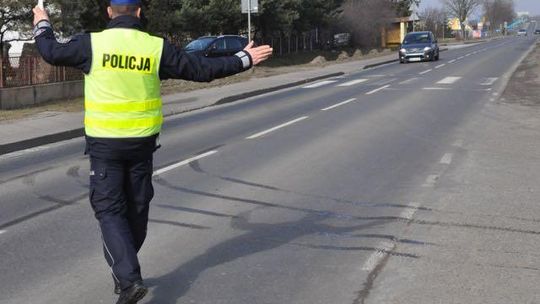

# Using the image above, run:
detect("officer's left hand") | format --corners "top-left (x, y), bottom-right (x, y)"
top-left (244, 41), bottom-right (273, 65)
top-left (33, 5), bottom-right (49, 26)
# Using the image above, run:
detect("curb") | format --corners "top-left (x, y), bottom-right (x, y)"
top-left (215, 72), bottom-right (344, 105)
top-left (0, 72), bottom-right (345, 156)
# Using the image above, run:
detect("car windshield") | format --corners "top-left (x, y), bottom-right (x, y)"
top-left (403, 33), bottom-right (431, 45)
top-left (184, 37), bottom-right (215, 52)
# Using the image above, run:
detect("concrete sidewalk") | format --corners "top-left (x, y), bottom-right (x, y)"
top-left (0, 42), bottom-right (479, 155)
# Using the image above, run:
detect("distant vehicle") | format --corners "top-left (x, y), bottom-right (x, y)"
top-left (184, 35), bottom-right (249, 57)
top-left (535, 29), bottom-right (540, 35)
top-left (399, 31), bottom-right (439, 63)
top-left (517, 29), bottom-right (528, 36)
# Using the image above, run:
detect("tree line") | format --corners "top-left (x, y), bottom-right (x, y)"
top-left (1, 0), bottom-right (420, 56)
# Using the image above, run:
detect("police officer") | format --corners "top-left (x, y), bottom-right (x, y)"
top-left (32, 1), bottom-right (272, 303)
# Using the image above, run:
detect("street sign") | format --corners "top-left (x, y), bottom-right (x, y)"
top-left (241, 0), bottom-right (258, 13)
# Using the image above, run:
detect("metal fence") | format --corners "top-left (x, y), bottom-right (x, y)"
top-left (0, 32), bottom-right (327, 89)
top-left (0, 56), bottom-right (83, 88)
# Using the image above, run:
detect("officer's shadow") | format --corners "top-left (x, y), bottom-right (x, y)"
top-left (142, 195), bottom-right (395, 304)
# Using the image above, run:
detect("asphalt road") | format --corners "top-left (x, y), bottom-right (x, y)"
top-left (0, 36), bottom-right (537, 304)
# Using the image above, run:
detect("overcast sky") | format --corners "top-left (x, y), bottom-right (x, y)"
top-left (420, 0), bottom-right (540, 16)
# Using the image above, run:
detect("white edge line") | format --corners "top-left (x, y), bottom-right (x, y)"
top-left (366, 84), bottom-right (390, 95)
top-left (361, 241), bottom-right (395, 272)
top-left (419, 69), bottom-right (432, 75)
top-left (321, 98), bottom-right (357, 111)
top-left (246, 116), bottom-right (309, 139)
top-left (400, 202), bottom-right (421, 221)
top-left (153, 150), bottom-right (218, 176)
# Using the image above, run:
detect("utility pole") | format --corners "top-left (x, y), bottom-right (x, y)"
top-left (242, 0), bottom-right (258, 41)
top-left (247, 0), bottom-right (251, 40)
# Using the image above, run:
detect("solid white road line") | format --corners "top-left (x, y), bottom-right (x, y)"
top-left (435, 64), bottom-right (446, 69)
top-left (481, 77), bottom-right (498, 86)
top-left (448, 59), bottom-right (457, 64)
top-left (153, 150), bottom-right (218, 176)
top-left (337, 79), bottom-right (368, 87)
top-left (302, 80), bottom-right (338, 88)
top-left (366, 85), bottom-right (390, 95)
top-left (440, 153), bottom-right (453, 165)
top-left (321, 98), bottom-right (357, 111)
top-left (361, 241), bottom-right (395, 272)
top-left (437, 76), bottom-right (461, 84)
top-left (419, 69), bottom-right (432, 75)
top-left (246, 116), bottom-right (309, 139)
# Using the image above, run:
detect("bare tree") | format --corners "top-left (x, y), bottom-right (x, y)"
top-left (483, 0), bottom-right (515, 33)
top-left (420, 7), bottom-right (449, 38)
top-left (444, 0), bottom-right (482, 39)
top-left (341, 0), bottom-right (395, 48)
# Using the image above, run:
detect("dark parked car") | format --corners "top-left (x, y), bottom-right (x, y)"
top-left (534, 29), bottom-right (540, 35)
top-left (184, 35), bottom-right (249, 57)
top-left (399, 31), bottom-right (439, 63)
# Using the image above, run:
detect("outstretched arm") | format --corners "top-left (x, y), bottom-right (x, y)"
top-left (159, 40), bottom-right (273, 82)
top-left (32, 6), bottom-right (92, 73)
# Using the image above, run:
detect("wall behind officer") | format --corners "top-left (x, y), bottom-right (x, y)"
top-left (32, 1), bottom-right (273, 303)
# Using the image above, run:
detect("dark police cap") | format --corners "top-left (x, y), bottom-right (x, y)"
top-left (110, 0), bottom-right (141, 5)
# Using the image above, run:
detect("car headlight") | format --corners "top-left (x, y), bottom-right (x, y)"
top-left (400, 48), bottom-right (407, 53)
top-left (424, 47), bottom-right (432, 52)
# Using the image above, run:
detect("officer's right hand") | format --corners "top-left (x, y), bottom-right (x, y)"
top-left (244, 41), bottom-right (273, 65)
top-left (33, 6), bottom-right (49, 26)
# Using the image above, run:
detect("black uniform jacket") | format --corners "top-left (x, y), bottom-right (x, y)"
top-left (35, 15), bottom-right (252, 160)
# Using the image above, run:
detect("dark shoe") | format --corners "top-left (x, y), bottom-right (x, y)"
top-left (116, 281), bottom-right (148, 304)
top-left (113, 275), bottom-right (121, 295)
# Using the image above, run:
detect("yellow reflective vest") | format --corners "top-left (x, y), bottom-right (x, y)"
top-left (85, 28), bottom-right (164, 138)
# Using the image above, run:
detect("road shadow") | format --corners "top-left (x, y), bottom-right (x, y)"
top-left (144, 178), bottom-right (419, 304)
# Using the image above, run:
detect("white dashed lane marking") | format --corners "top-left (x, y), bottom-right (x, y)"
top-left (423, 87), bottom-right (451, 91)
top-left (437, 77), bottom-right (461, 84)
top-left (448, 59), bottom-right (457, 63)
top-left (480, 77), bottom-right (498, 86)
top-left (440, 153), bottom-right (453, 165)
top-left (0, 230), bottom-right (5, 235)
top-left (399, 78), bottom-right (418, 85)
top-left (321, 98), bottom-right (356, 111)
top-left (435, 64), bottom-right (446, 69)
top-left (422, 175), bottom-right (439, 187)
top-left (366, 85), bottom-right (390, 95)
top-left (337, 79), bottom-right (368, 87)
top-left (419, 69), bottom-right (432, 75)
top-left (302, 80), bottom-right (338, 89)
top-left (246, 116), bottom-right (309, 139)
top-left (153, 150), bottom-right (218, 176)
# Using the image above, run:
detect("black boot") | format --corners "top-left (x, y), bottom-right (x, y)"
top-left (116, 281), bottom-right (148, 304)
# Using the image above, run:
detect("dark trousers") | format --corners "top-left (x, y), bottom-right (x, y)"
top-left (89, 156), bottom-right (154, 290)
